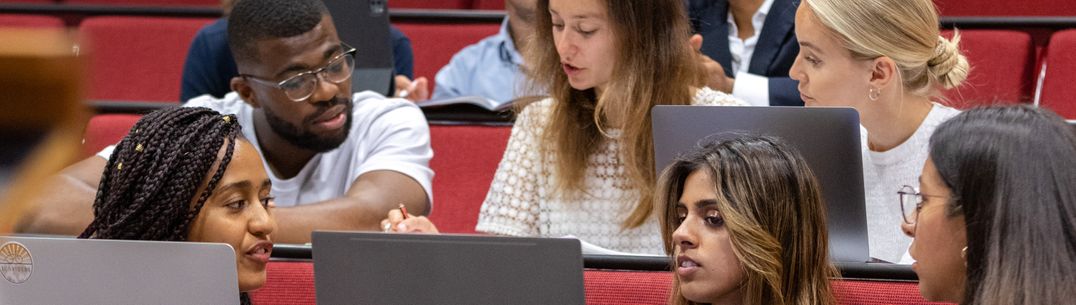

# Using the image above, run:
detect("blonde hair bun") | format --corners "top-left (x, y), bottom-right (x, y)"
top-left (928, 33), bottom-right (969, 90)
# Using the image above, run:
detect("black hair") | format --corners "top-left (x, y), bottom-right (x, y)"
top-left (80, 107), bottom-right (240, 240)
top-left (227, 0), bottom-right (329, 64)
top-left (929, 105), bottom-right (1076, 305)
top-left (79, 107), bottom-right (249, 304)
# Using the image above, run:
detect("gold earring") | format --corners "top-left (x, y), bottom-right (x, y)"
top-left (962, 246), bottom-right (968, 267)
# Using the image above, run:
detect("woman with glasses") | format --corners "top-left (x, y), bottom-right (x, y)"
top-left (900, 105), bottom-right (1076, 304)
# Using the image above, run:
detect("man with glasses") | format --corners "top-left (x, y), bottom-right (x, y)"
top-left (17, 0), bottom-right (433, 244)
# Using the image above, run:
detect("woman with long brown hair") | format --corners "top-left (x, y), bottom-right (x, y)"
top-left (461, 0), bottom-right (746, 254)
top-left (657, 135), bottom-right (836, 305)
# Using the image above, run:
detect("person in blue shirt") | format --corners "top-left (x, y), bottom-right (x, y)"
top-left (180, 16), bottom-right (421, 102)
top-left (688, 0), bottom-right (803, 106)
top-left (430, 0), bottom-right (537, 107)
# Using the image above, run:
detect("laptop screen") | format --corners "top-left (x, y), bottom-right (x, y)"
top-left (312, 231), bottom-right (586, 305)
top-left (652, 106), bottom-right (870, 263)
top-left (1, 236), bottom-right (240, 305)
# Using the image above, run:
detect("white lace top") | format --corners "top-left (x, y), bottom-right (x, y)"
top-left (475, 88), bottom-right (746, 254)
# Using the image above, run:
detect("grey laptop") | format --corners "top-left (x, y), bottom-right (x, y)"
top-left (0, 236), bottom-right (239, 305)
top-left (652, 106), bottom-right (870, 263)
top-left (324, 0), bottom-right (395, 96)
top-left (312, 231), bottom-right (586, 305)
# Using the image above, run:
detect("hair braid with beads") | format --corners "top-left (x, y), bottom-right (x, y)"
top-left (79, 107), bottom-right (251, 304)
top-left (79, 107), bottom-right (240, 241)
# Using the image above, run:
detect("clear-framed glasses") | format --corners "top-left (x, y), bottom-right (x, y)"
top-left (897, 185), bottom-right (924, 225)
top-left (240, 43), bottom-right (357, 102)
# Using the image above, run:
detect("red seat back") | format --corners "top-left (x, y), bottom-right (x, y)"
top-left (941, 29), bottom-right (1034, 108)
top-left (427, 124), bottom-right (511, 233)
top-left (252, 261), bottom-right (954, 305)
top-left (389, 0), bottom-right (473, 9)
top-left (78, 16), bottom-right (213, 103)
top-left (62, 0), bottom-right (218, 6)
top-left (395, 22), bottom-right (501, 89)
top-left (0, 14), bottom-right (64, 28)
top-left (936, 0), bottom-right (1076, 16)
top-left (250, 261), bottom-right (316, 305)
top-left (473, 0), bottom-right (505, 10)
top-left (833, 279), bottom-right (953, 305)
top-left (82, 113), bottom-right (142, 158)
top-left (1039, 29), bottom-right (1076, 119)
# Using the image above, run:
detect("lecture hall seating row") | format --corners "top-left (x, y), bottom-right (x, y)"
top-left (249, 260), bottom-right (950, 305)
top-left (0, 0), bottom-right (507, 10)
top-left (5, 13), bottom-right (1076, 116)
top-left (4, 0), bottom-right (1076, 16)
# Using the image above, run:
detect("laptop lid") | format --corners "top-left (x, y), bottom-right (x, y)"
top-left (0, 236), bottom-right (239, 305)
top-left (652, 106), bottom-right (870, 263)
top-left (312, 231), bottom-right (586, 305)
top-left (324, 0), bottom-right (395, 96)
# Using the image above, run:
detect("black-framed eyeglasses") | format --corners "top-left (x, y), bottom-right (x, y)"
top-left (897, 185), bottom-right (948, 225)
top-left (239, 43), bottom-right (357, 102)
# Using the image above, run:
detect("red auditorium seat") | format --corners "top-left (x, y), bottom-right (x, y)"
top-left (0, 14), bottom-right (64, 28)
top-left (1038, 29), bottom-right (1076, 119)
top-left (395, 22), bottom-right (501, 89)
top-left (935, 0), bottom-right (1076, 16)
top-left (472, 0), bottom-right (505, 10)
top-left (78, 16), bottom-right (213, 103)
top-left (62, 0), bottom-right (218, 6)
top-left (389, 0), bottom-right (472, 9)
top-left (940, 29), bottom-right (1034, 108)
top-left (427, 124), bottom-right (512, 233)
top-left (833, 280), bottom-right (953, 305)
top-left (252, 261), bottom-right (953, 305)
top-left (584, 270), bottom-right (673, 304)
top-left (0, 0), bottom-right (56, 3)
top-left (82, 113), bottom-right (141, 157)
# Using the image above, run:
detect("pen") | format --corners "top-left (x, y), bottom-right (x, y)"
top-left (398, 203), bottom-right (410, 219)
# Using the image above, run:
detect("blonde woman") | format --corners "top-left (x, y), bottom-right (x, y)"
top-left (789, 0), bottom-right (969, 262)
top-left (659, 136), bottom-right (836, 305)
top-left (464, 0), bottom-right (746, 254)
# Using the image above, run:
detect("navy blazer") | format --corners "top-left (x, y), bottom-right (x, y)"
top-left (688, 0), bottom-right (803, 106)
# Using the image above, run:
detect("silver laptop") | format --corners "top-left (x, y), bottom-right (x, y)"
top-left (652, 106), bottom-right (870, 263)
top-left (312, 231), bottom-right (586, 305)
top-left (0, 236), bottom-right (239, 305)
top-left (324, 0), bottom-right (395, 96)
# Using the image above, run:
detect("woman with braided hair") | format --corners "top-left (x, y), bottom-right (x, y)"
top-left (80, 107), bottom-right (277, 304)
top-left (788, 0), bottom-right (970, 263)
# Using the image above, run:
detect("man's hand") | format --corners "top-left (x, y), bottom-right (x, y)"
top-left (381, 208), bottom-right (439, 234)
top-left (690, 34), bottom-right (736, 93)
top-left (394, 75), bottom-right (429, 102)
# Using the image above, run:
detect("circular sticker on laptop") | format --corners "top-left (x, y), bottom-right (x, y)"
top-left (0, 241), bottom-right (33, 284)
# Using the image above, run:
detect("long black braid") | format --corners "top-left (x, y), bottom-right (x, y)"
top-left (78, 107), bottom-right (253, 305)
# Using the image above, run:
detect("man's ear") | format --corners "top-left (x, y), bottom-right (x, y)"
top-left (868, 56), bottom-right (898, 90)
top-left (231, 76), bottom-right (260, 108)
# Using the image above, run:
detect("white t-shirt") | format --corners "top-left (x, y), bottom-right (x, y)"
top-left (861, 103), bottom-right (960, 262)
top-left (98, 91), bottom-right (434, 208)
top-left (475, 88), bottom-right (746, 255)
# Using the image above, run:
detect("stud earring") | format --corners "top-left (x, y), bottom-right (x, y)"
top-left (868, 87), bottom-right (881, 101)
top-left (962, 246), bottom-right (968, 267)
